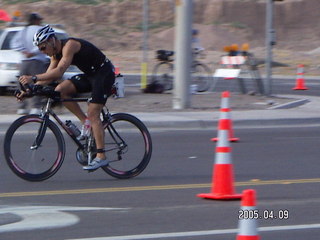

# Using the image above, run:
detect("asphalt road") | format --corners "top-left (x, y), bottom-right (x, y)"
top-left (1, 124), bottom-right (320, 240)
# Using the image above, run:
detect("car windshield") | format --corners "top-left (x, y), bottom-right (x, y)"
top-left (1, 30), bottom-right (68, 50)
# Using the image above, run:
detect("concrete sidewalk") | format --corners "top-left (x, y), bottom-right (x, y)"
top-left (0, 86), bottom-right (319, 128)
top-left (0, 94), bottom-right (319, 129)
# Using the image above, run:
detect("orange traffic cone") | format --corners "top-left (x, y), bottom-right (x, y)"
top-left (293, 64), bottom-right (308, 90)
top-left (236, 189), bottom-right (260, 240)
top-left (114, 66), bottom-right (120, 76)
top-left (212, 91), bottom-right (239, 142)
top-left (197, 118), bottom-right (242, 200)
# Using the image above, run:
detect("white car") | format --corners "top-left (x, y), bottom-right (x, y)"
top-left (0, 24), bottom-right (80, 94)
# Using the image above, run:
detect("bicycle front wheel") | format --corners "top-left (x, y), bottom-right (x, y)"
top-left (191, 63), bottom-right (212, 92)
top-left (4, 115), bottom-right (65, 182)
top-left (152, 62), bottom-right (174, 90)
top-left (102, 113), bottom-right (152, 179)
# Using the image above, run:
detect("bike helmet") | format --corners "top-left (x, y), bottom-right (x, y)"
top-left (33, 24), bottom-right (55, 46)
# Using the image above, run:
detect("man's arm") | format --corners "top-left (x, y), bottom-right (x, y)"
top-left (36, 40), bottom-right (80, 81)
top-left (19, 39), bottom-right (81, 85)
top-left (34, 58), bottom-right (59, 85)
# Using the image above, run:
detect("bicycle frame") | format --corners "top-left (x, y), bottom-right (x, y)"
top-left (34, 97), bottom-right (87, 148)
top-left (5, 85), bottom-right (152, 181)
top-left (34, 96), bottom-right (126, 164)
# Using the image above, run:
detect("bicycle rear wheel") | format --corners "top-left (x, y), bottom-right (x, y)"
top-left (191, 63), bottom-right (212, 92)
top-left (102, 113), bottom-right (152, 179)
top-left (4, 115), bottom-right (65, 181)
top-left (152, 62), bottom-right (174, 90)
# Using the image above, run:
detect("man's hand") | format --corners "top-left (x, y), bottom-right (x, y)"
top-left (19, 75), bottom-right (33, 86)
top-left (14, 89), bottom-right (27, 102)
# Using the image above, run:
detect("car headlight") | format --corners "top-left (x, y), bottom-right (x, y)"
top-left (0, 62), bottom-right (20, 70)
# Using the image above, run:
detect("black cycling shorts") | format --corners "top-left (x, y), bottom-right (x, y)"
top-left (69, 61), bottom-right (115, 104)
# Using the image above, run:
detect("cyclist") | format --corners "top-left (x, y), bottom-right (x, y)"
top-left (192, 29), bottom-right (203, 52)
top-left (17, 25), bottom-right (115, 171)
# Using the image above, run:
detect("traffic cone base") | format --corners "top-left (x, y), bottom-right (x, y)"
top-left (197, 164), bottom-right (242, 200)
top-left (237, 236), bottom-right (259, 240)
top-left (212, 120), bottom-right (239, 141)
top-left (197, 192), bottom-right (242, 200)
top-left (293, 78), bottom-right (308, 90)
top-left (212, 137), bottom-right (239, 142)
top-left (212, 119), bottom-right (239, 142)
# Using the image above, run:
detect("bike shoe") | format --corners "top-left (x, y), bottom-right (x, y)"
top-left (83, 158), bottom-right (109, 171)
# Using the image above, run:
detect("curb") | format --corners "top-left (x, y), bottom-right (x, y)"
top-left (1, 114), bottom-right (320, 130)
top-left (268, 98), bottom-right (310, 109)
top-left (0, 94), bottom-right (318, 129)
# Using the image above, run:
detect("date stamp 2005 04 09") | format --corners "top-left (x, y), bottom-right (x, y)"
top-left (238, 209), bottom-right (289, 220)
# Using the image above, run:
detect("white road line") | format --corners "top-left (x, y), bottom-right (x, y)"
top-left (67, 223), bottom-right (320, 240)
top-left (0, 206), bottom-right (128, 233)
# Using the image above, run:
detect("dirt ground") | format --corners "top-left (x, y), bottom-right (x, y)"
top-left (2, 0), bottom-right (320, 77)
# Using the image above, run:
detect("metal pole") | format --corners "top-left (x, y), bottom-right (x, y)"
top-left (173, 0), bottom-right (193, 109)
top-left (265, 0), bottom-right (274, 96)
top-left (141, 0), bottom-right (149, 89)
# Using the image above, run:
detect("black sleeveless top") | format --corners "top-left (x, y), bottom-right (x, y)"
top-left (56, 38), bottom-right (107, 75)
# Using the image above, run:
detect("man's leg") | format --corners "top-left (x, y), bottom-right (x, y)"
top-left (55, 80), bottom-right (87, 123)
top-left (87, 102), bottom-right (105, 160)
top-left (82, 102), bottom-right (109, 171)
top-left (82, 66), bottom-right (114, 170)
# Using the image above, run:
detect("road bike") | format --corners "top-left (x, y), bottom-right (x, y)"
top-left (4, 85), bottom-right (152, 182)
top-left (151, 48), bottom-right (212, 92)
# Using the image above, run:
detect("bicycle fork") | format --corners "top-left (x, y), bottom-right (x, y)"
top-left (30, 99), bottom-right (52, 150)
top-left (31, 114), bottom-right (48, 150)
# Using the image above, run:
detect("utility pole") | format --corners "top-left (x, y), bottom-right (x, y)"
top-left (265, 0), bottom-right (284, 95)
top-left (265, 0), bottom-right (275, 96)
top-left (173, 0), bottom-right (193, 109)
top-left (141, 0), bottom-right (149, 89)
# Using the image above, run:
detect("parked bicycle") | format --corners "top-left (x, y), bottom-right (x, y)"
top-left (4, 84), bottom-right (152, 182)
top-left (151, 48), bottom-right (212, 92)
